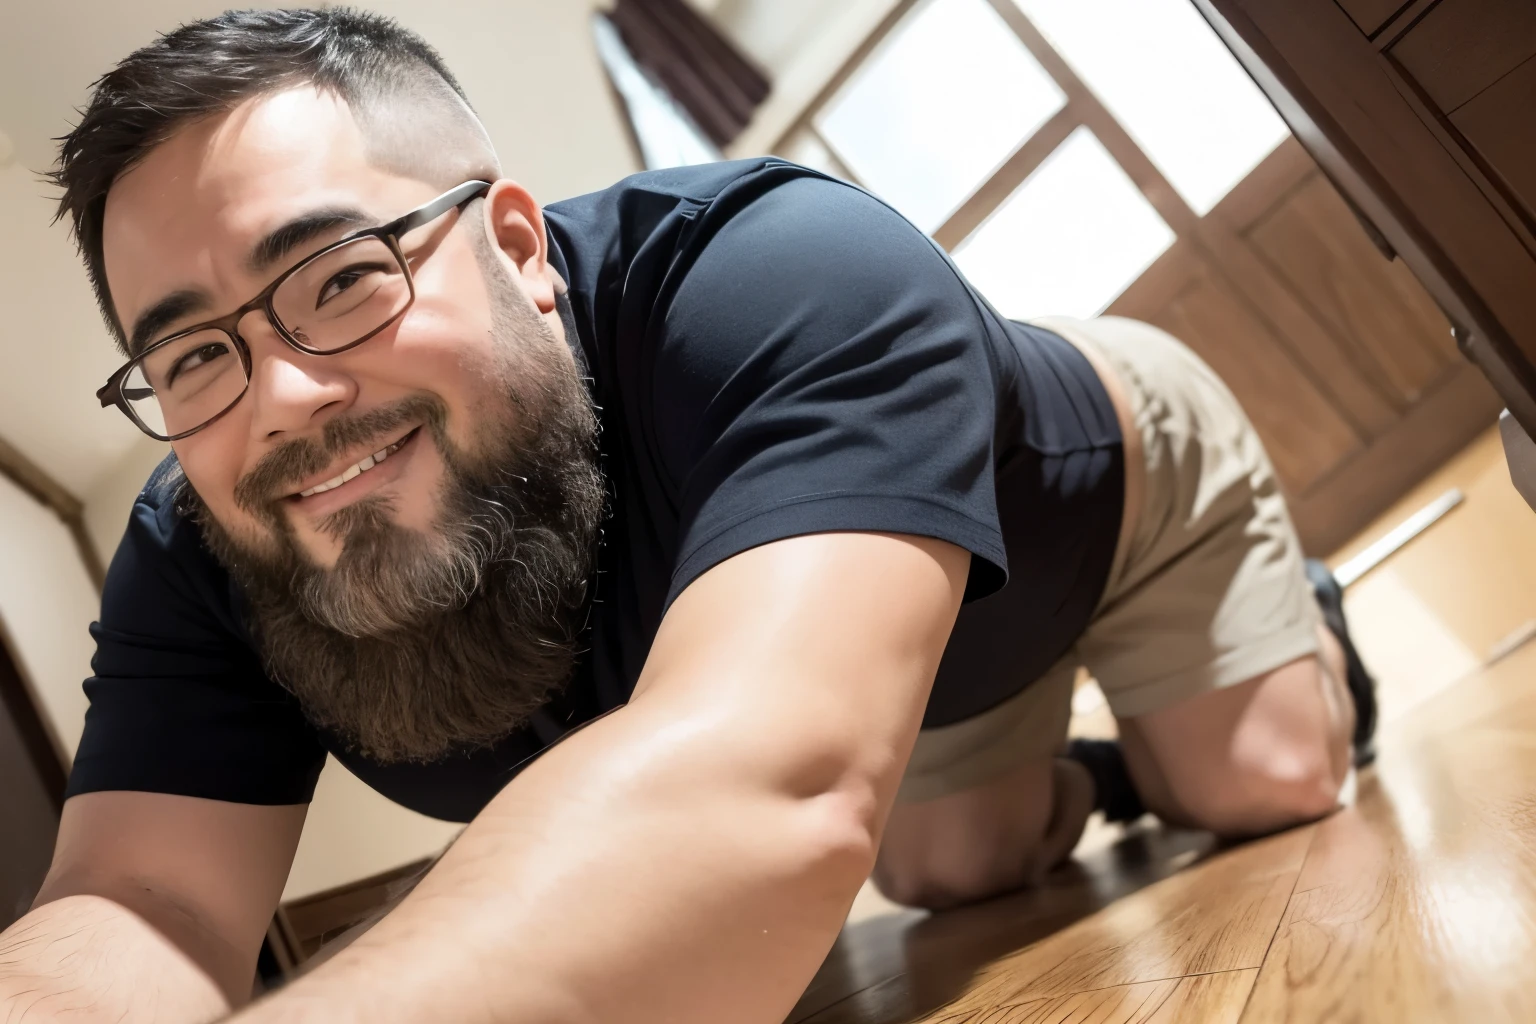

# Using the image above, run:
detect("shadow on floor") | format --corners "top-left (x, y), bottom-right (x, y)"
top-left (790, 825), bottom-right (1218, 1024)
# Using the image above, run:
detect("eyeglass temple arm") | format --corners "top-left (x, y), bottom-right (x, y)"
top-left (391, 180), bottom-right (492, 236)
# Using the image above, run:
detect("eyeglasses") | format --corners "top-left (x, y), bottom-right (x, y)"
top-left (97, 180), bottom-right (492, 442)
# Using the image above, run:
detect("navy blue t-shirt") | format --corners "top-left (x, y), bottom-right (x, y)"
top-left (68, 160), bottom-right (1123, 822)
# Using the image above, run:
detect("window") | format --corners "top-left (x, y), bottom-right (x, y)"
top-left (772, 0), bottom-right (1293, 318)
top-left (953, 128), bottom-right (1174, 320)
top-left (814, 0), bottom-right (1065, 233)
top-left (1012, 0), bottom-right (1289, 214)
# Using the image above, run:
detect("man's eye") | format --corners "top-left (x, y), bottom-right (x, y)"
top-left (317, 263), bottom-right (388, 307)
top-left (166, 342), bottom-right (231, 386)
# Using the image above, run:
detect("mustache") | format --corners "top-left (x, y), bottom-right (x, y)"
top-left (234, 395), bottom-right (446, 517)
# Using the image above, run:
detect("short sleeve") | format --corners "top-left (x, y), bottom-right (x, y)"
top-left (66, 470), bottom-right (326, 805)
top-left (653, 175), bottom-right (1009, 606)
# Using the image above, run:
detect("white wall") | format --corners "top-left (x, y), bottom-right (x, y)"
top-left (706, 0), bottom-right (840, 75)
top-left (0, 476), bottom-right (98, 763)
top-left (717, 0), bottom-right (902, 159)
top-left (284, 761), bottom-right (463, 900)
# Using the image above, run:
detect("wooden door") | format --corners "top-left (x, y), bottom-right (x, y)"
top-left (1107, 139), bottom-right (1500, 551)
top-left (760, 0), bottom-right (1501, 554)
top-left (0, 631), bottom-right (65, 929)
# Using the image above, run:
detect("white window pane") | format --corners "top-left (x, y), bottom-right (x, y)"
top-left (816, 0), bottom-right (1066, 234)
top-left (953, 127), bottom-right (1174, 320)
top-left (1013, 0), bottom-right (1290, 214)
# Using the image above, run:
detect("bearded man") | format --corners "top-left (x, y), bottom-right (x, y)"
top-left (0, 9), bottom-right (1375, 1023)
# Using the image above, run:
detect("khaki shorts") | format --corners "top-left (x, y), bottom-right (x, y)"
top-left (898, 316), bottom-right (1321, 804)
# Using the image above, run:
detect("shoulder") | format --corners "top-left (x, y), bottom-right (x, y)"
top-left (100, 453), bottom-right (244, 641)
top-left (119, 452), bottom-right (204, 566)
top-left (545, 159), bottom-right (896, 280)
top-left (546, 158), bottom-right (823, 220)
top-left (663, 171), bottom-right (991, 358)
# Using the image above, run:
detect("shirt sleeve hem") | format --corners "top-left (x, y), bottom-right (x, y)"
top-left (64, 754), bottom-right (325, 806)
top-left (666, 492), bottom-right (1009, 609)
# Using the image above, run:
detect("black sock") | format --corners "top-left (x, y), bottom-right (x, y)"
top-left (1305, 558), bottom-right (1379, 767)
top-left (1065, 738), bottom-right (1146, 824)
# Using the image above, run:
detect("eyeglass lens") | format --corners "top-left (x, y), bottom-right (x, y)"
top-left (126, 235), bottom-right (412, 438)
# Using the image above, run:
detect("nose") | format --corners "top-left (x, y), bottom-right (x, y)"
top-left (240, 309), bottom-right (357, 442)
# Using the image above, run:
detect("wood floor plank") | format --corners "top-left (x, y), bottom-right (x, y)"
top-left (947, 968), bottom-right (1257, 1024)
top-left (795, 827), bottom-right (1308, 1023)
top-left (1241, 643), bottom-right (1536, 1024)
top-left (788, 436), bottom-right (1536, 1024)
top-left (792, 828), bottom-right (1220, 1023)
top-left (944, 827), bottom-right (1309, 1013)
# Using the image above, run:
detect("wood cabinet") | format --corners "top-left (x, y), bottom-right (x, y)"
top-left (1194, 0), bottom-right (1536, 448)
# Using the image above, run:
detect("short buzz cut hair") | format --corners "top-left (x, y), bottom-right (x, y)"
top-left (51, 7), bottom-right (499, 345)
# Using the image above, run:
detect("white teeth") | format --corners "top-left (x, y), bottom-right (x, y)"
top-left (296, 434), bottom-right (410, 498)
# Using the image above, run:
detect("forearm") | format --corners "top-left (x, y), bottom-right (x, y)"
top-left (231, 533), bottom-right (965, 1024)
top-left (0, 894), bottom-right (229, 1024)
top-left (233, 702), bottom-right (880, 1024)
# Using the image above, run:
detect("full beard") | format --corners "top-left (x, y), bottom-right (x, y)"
top-left (186, 275), bottom-right (604, 764)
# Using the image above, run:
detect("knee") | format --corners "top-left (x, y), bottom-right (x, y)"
top-left (871, 775), bottom-right (1055, 910)
top-left (871, 836), bottom-right (1035, 911)
top-left (1174, 737), bottom-right (1342, 837)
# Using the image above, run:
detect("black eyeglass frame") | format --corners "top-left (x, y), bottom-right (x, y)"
top-left (97, 179), bottom-right (493, 442)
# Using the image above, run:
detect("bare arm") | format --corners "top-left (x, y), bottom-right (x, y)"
top-left (0, 792), bottom-right (306, 1022)
top-left (230, 531), bottom-right (969, 1024)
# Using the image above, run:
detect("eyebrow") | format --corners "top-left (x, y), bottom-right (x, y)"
top-left (246, 207), bottom-right (374, 274)
top-left (125, 207), bottom-right (376, 357)
top-left (127, 289), bottom-right (211, 357)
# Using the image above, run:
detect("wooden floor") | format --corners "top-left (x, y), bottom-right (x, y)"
top-left (793, 429), bottom-right (1536, 1024)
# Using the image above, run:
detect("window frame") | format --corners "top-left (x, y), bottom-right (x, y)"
top-left (766, 0), bottom-right (1216, 255)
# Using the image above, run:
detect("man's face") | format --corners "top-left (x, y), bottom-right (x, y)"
top-left (103, 86), bottom-right (553, 570)
top-left (99, 87), bottom-right (605, 761)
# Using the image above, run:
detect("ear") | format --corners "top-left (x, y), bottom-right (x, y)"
top-left (482, 179), bottom-right (558, 313)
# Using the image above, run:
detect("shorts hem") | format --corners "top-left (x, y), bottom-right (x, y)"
top-left (1101, 622), bottom-right (1321, 719)
top-left (896, 669), bottom-right (1074, 804)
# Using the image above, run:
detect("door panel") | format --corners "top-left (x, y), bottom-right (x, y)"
top-left (1111, 138), bottom-right (1498, 546)
top-left (1244, 173), bottom-right (1458, 404)
top-left (1197, 146), bottom-right (1403, 437)
top-left (1137, 261), bottom-right (1365, 495)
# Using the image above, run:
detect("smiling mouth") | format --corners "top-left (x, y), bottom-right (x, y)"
top-left (291, 427), bottom-right (420, 499)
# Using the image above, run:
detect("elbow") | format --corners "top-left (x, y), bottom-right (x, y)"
top-left (814, 780), bottom-right (883, 860)
top-left (766, 741), bottom-right (884, 893)
top-left (790, 786), bottom-right (882, 901)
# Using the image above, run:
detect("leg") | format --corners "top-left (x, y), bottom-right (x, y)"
top-left (874, 659), bottom-right (1088, 910)
top-left (1048, 315), bottom-right (1360, 838)
top-left (873, 755), bottom-right (1093, 910)
top-left (1117, 624), bottom-right (1354, 837)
